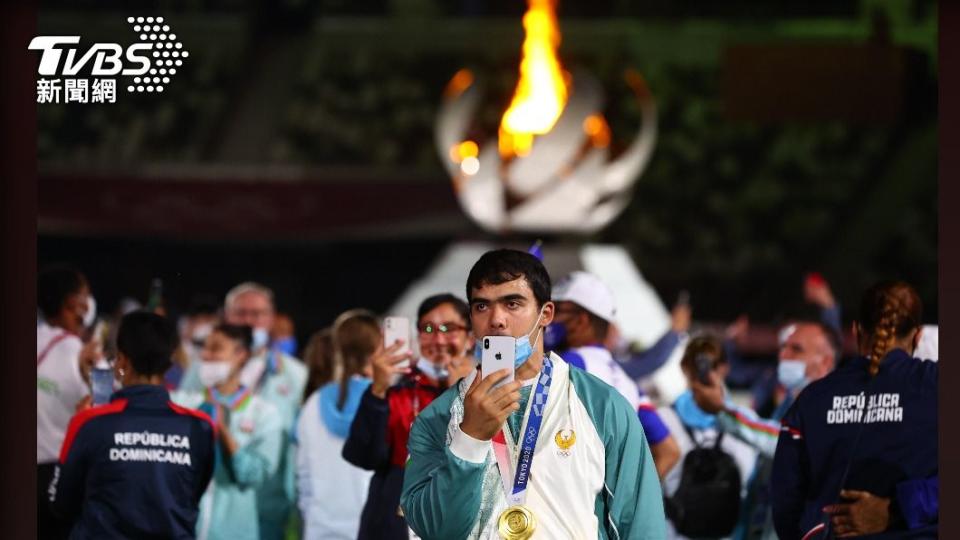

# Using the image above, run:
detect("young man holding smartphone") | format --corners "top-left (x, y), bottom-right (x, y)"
top-left (343, 293), bottom-right (475, 540)
top-left (400, 249), bottom-right (665, 539)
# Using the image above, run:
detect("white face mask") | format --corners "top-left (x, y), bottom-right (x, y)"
top-left (252, 327), bottom-right (270, 350)
top-left (416, 357), bottom-right (449, 381)
top-left (198, 360), bottom-right (233, 388)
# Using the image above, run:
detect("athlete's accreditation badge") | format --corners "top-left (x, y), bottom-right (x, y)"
top-left (498, 504), bottom-right (537, 540)
top-left (554, 429), bottom-right (575, 457)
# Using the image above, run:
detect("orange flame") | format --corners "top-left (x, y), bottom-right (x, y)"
top-left (498, 0), bottom-right (569, 159)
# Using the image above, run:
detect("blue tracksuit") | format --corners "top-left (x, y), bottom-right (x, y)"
top-left (771, 349), bottom-right (937, 539)
top-left (49, 385), bottom-right (217, 539)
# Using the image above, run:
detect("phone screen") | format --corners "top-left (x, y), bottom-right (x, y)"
top-left (91, 367), bottom-right (114, 405)
top-left (383, 316), bottom-right (411, 370)
top-left (694, 354), bottom-right (713, 386)
top-left (480, 336), bottom-right (515, 390)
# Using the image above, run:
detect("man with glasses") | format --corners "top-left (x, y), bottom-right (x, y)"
top-left (343, 293), bottom-right (475, 539)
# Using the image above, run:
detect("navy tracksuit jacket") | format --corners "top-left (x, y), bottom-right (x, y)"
top-left (771, 349), bottom-right (937, 539)
top-left (49, 385), bottom-right (217, 539)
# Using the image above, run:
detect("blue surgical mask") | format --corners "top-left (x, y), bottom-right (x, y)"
top-left (473, 307), bottom-right (547, 368)
top-left (273, 336), bottom-right (297, 356)
top-left (777, 359), bottom-right (809, 391)
top-left (543, 321), bottom-right (568, 352)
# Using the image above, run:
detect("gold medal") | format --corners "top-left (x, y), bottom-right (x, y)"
top-left (498, 504), bottom-right (537, 540)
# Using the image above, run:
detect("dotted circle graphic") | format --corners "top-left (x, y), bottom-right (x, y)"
top-left (126, 16), bottom-right (187, 94)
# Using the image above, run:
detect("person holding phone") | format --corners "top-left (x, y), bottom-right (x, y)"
top-left (772, 281), bottom-right (938, 539)
top-left (49, 311), bottom-right (217, 539)
top-left (342, 294), bottom-right (474, 540)
top-left (37, 264), bottom-right (102, 540)
top-left (400, 249), bottom-right (665, 539)
top-left (173, 323), bottom-right (285, 540)
top-left (656, 336), bottom-right (760, 540)
top-left (689, 321), bottom-right (838, 540)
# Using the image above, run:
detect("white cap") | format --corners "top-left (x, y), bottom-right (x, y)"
top-left (552, 271), bottom-right (616, 323)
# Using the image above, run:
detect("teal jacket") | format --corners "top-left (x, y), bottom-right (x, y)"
top-left (400, 354), bottom-right (666, 539)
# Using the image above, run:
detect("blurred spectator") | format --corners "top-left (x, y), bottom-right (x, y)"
top-left (301, 328), bottom-right (335, 400)
top-left (179, 282), bottom-right (307, 540)
top-left (271, 313), bottom-right (298, 357)
top-left (726, 275), bottom-right (843, 416)
top-left (170, 294), bottom-right (220, 390)
top-left (549, 271), bottom-right (681, 479)
top-left (37, 264), bottom-right (101, 540)
top-left (50, 311), bottom-right (216, 538)
top-left (614, 300), bottom-right (691, 380)
top-left (659, 336), bottom-right (759, 540)
top-left (690, 321), bottom-right (837, 540)
top-left (773, 281), bottom-right (938, 539)
top-left (297, 310), bottom-right (380, 540)
top-left (173, 324), bottom-right (284, 540)
top-left (342, 294), bottom-right (473, 540)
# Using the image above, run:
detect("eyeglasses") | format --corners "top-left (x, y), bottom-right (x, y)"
top-left (418, 322), bottom-right (468, 335)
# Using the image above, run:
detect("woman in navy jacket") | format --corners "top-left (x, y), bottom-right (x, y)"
top-left (771, 280), bottom-right (937, 539)
top-left (50, 311), bottom-right (216, 539)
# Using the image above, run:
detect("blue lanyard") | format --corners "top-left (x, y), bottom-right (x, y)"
top-left (511, 356), bottom-right (554, 499)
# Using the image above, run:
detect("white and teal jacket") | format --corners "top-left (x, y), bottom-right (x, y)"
top-left (400, 352), bottom-right (666, 539)
top-left (172, 389), bottom-right (284, 540)
top-left (179, 349), bottom-right (307, 539)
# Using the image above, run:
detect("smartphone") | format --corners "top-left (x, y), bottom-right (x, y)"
top-left (694, 353), bottom-right (713, 386)
top-left (91, 363), bottom-right (115, 405)
top-left (676, 289), bottom-right (690, 307)
top-left (480, 336), bottom-right (516, 390)
top-left (383, 316), bottom-right (412, 370)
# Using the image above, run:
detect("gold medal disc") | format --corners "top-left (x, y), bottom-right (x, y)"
top-left (498, 505), bottom-right (537, 540)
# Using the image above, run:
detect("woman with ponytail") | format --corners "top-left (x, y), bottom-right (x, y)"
top-left (771, 281), bottom-right (937, 539)
top-left (295, 310), bottom-right (379, 539)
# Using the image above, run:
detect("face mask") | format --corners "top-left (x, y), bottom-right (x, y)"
top-left (514, 306), bottom-right (548, 368)
top-left (83, 296), bottom-right (97, 328)
top-left (473, 307), bottom-right (547, 368)
top-left (199, 361), bottom-right (233, 388)
top-left (416, 357), bottom-right (449, 381)
top-left (777, 359), bottom-right (809, 391)
top-left (252, 327), bottom-right (270, 350)
top-left (273, 336), bottom-right (297, 356)
top-left (543, 321), bottom-right (568, 352)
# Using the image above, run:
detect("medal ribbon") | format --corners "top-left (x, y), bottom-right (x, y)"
top-left (205, 385), bottom-right (253, 413)
top-left (492, 356), bottom-right (554, 506)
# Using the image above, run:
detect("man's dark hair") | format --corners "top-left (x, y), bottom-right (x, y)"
top-left (38, 264), bottom-right (87, 320)
top-left (215, 323), bottom-right (254, 352)
top-left (417, 293), bottom-right (471, 330)
top-left (680, 334), bottom-right (727, 375)
top-left (117, 311), bottom-right (179, 376)
top-left (466, 249), bottom-right (551, 307)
